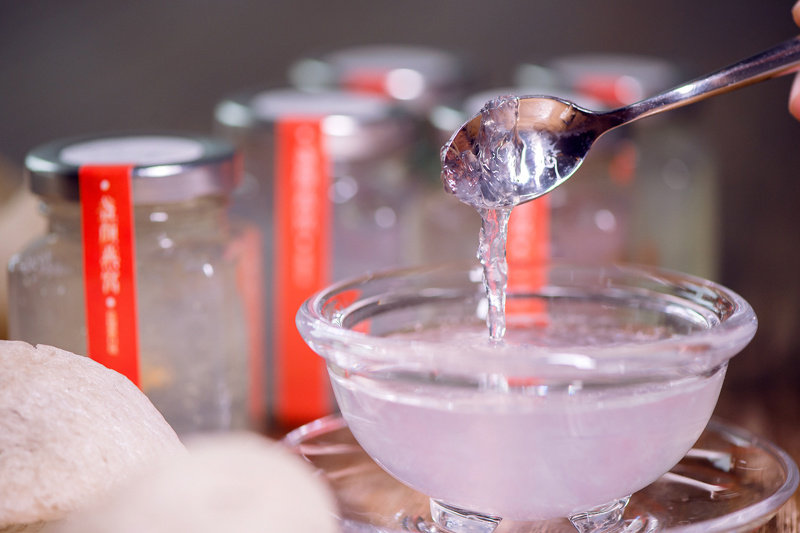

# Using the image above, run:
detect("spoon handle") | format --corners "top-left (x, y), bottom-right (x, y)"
top-left (610, 35), bottom-right (800, 125)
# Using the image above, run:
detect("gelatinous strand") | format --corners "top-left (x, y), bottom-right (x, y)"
top-left (443, 96), bottom-right (583, 343)
top-left (477, 207), bottom-right (511, 342)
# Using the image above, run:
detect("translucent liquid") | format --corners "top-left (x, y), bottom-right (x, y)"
top-left (477, 207), bottom-right (511, 341)
top-left (331, 324), bottom-right (726, 520)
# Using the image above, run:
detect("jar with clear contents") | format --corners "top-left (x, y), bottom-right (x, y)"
top-left (215, 89), bottom-right (419, 429)
top-left (7, 134), bottom-right (251, 436)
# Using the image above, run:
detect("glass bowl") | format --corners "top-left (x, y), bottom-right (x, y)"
top-left (296, 262), bottom-right (758, 531)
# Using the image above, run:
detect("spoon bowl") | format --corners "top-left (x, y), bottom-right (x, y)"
top-left (442, 36), bottom-right (800, 209)
top-left (441, 95), bottom-right (607, 209)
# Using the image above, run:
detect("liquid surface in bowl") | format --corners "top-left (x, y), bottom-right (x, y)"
top-left (331, 323), bottom-right (726, 520)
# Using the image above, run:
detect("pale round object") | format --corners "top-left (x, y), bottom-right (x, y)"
top-left (0, 340), bottom-right (184, 529)
top-left (49, 433), bottom-right (338, 533)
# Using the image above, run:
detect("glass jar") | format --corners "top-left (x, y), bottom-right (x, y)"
top-left (8, 133), bottom-right (252, 436)
top-left (288, 44), bottom-right (474, 191)
top-left (215, 88), bottom-right (419, 430)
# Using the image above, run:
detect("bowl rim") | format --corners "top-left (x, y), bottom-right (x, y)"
top-left (296, 261), bottom-right (758, 381)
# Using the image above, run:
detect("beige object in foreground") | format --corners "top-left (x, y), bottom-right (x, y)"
top-left (0, 340), bottom-right (184, 530)
top-left (49, 432), bottom-right (339, 533)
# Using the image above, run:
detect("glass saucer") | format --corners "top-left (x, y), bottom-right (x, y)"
top-left (284, 415), bottom-right (798, 533)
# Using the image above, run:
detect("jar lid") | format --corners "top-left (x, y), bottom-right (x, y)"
top-left (542, 54), bottom-right (680, 108)
top-left (214, 89), bottom-right (415, 160)
top-left (26, 133), bottom-right (239, 204)
top-left (288, 45), bottom-right (470, 114)
top-left (462, 86), bottom-right (603, 118)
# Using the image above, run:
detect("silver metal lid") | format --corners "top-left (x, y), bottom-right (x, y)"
top-left (288, 45), bottom-right (470, 114)
top-left (214, 89), bottom-right (414, 161)
top-left (26, 133), bottom-right (239, 204)
top-left (462, 86), bottom-right (603, 117)
top-left (427, 86), bottom-right (605, 145)
top-left (544, 54), bottom-right (680, 108)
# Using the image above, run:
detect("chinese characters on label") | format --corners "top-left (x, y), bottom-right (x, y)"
top-left (97, 188), bottom-right (121, 354)
top-left (79, 165), bottom-right (140, 386)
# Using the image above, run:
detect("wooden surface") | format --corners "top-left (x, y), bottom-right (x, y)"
top-left (715, 376), bottom-right (800, 532)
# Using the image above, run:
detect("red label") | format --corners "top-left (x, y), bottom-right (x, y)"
top-left (576, 74), bottom-right (640, 108)
top-left (507, 197), bottom-right (550, 317)
top-left (608, 139), bottom-right (639, 186)
top-left (79, 165), bottom-right (141, 386)
top-left (342, 69), bottom-right (391, 97)
top-left (274, 118), bottom-right (332, 427)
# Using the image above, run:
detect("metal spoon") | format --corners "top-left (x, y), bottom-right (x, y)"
top-left (442, 36), bottom-right (800, 209)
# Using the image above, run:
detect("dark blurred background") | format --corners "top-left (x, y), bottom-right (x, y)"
top-left (1, 2), bottom-right (798, 392)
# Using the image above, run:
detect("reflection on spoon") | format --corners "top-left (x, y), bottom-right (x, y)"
top-left (441, 95), bottom-right (590, 209)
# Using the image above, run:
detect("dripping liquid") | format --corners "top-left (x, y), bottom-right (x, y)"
top-left (477, 207), bottom-right (512, 342)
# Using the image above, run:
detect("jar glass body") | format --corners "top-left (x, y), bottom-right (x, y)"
top-left (8, 197), bottom-right (251, 435)
top-left (548, 132), bottom-right (636, 264)
top-left (627, 118), bottom-right (719, 279)
top-left (218, 121), bottom-right (421, 429)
